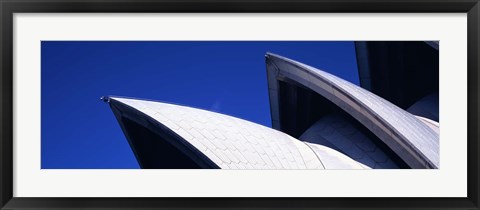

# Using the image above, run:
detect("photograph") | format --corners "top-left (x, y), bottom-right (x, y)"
top-left (2, 1), bottom-right (476, 208)
top-left (41, 41), bottom-right (439, 170)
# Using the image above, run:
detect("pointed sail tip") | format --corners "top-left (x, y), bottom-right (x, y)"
top-left (265, 52), bottom-right (285, 61)
top-left (100, 96), bottom-right (110, 103)
top-left (265, 52), bottom-right (279, 62)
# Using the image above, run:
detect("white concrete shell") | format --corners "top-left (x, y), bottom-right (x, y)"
top-left (266, 53), bottom-right (439, 169)
top-left (108, 97), bottom-right (366, 169)
top-left (300, 114), bottom-right (399, 169)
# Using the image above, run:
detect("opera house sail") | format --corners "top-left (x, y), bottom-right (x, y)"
top-left (104, 44), bottom-right (439, 169)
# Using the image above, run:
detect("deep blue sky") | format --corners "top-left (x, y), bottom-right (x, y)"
top-left (41, 41), bottom-right (359, 169)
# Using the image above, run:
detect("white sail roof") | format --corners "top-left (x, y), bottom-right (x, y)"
top-left (266, 53), bottom-right (439, 168)
top-left (110, 97), bottom-right (366, 169)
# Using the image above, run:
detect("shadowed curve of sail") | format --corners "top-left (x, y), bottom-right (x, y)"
top-left (265, 53), bottom-right (439, 169)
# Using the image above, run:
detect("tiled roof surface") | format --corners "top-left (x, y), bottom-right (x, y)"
top-left (111, 97), bottom-right (366, 169)
top-left (300, 114), bottom-right (399, 169)
top-left (266, 53), bottom-right (439, 168)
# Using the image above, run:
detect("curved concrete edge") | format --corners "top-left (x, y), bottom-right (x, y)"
top-left (304, 143), bottom-right (367, 169)
top-left (265, 53), bottom-right (439, 169)
top-left (108, 97), bottom-right (220, 169)
top-left (107, 96), bottom-right (372, 169)
top-left (299, 114), bottom-right (399, 169)
top-left (109, 97), bottom-right (320, 169)
top-left (415, 116), bottom-right (440, 135)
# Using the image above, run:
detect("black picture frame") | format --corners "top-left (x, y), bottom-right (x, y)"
top-left (1, 0), bottom-right (479, 209)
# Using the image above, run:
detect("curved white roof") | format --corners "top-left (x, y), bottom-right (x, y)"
top-left (300, 114), bottom-right (399, 169)
top-left (109, 97), bottom-right (366, 169)
top-left (266, 53), bottom-right (439, 169)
